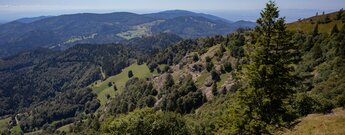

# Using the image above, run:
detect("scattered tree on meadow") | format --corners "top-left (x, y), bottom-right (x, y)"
top-left (323, 14), bottom-right (330, 23)
top-left (223, 62), bottom-right (232, 72)
top-left (108, 82), bottom-right (112, 87)
top-left (128, 70), bottom-right (133, 78)
top-left (312, 23), bottom-right (319, 36)
top-left (336, 8), bottom-right (343, 20)
top-left (193, 53), bottom-right (199, 62)
top-left (156, 67), bottom-right (161, 73)
top-left (212, 82), bottom-right (218, 96)
top-left (113, 83), bottom-right (118, 91)
top-left (211, 69), bottom-right (220, 81)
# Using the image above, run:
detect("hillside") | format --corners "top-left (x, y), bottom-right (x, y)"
top-left (1, 15), bottom-right (344, 135)
top-left (0, 44), bottom-right (134, 132)
top-left (0, 33), bottom-right (181, 133)
top-left (0, 10), bottom-right (256, 58)
top-left (287, 10), bottom-right (345, 33)
top-left (65, 8), bottom-right (345, 134)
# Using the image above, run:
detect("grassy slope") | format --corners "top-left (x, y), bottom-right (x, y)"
top-left (287, 11), bottom-right (344, 33)
top-left (0, 117), bottom-right (10, 131)
top-left (218, 73), bottom-right (232, 89)
top-left (24, 130), bottom-right (42, 135)
top-left (195, 71), bottom-right (209, 87)
top-left (56, 63), bottom-right (156, 132)
top-left (284, 108), bottom-right (345, 135)
top-left (195, 45), bottom-right (219, 87)
top-left (90, 63), bottom-right (155, 110)
top-left (57, 123), bottom-right (71, 133)
top-left (288, 20), bottom-right (344, 33)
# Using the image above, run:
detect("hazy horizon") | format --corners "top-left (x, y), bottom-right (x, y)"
top-left (1, 0), bottom-right (344, 23)
top-left (0, 9), bottom-right (341, 24)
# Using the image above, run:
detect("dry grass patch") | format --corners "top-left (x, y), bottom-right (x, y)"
top-left (284, 108), bottom-right (345, 135)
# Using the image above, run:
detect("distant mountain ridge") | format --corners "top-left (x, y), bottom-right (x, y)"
top-left (15, 16), bottom-right (53, 23)
top-left (0, 10), bottom-right (256, 57)
top-left (144, 10), bottom-right (233, 23)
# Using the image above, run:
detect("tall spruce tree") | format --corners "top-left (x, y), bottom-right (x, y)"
top-left (230, 1), bottom-right (300, 134)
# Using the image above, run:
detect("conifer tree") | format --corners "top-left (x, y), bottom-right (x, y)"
top-left (323, 14), bottom-right (330, 23)
top-left (336, 8), bottom-right (343, 20)
top-left (212, 82), bottom-right (218, 96)
top-left (312, 23), bottom-right (319, 36)
top-left (128, 70), bottom-right (133, 78)
top-left (229, 1), bottom-right (300, 134)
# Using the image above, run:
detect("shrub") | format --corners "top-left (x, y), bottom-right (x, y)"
top-left (313, 95), bottom-right (335, 114)
top-left (128, 70), bottom-right (134, 78)
top-left (206, 62), bottom-right (214, 72)
top-left (108, 82), bottom-right (113, 87)
top-left (162, 65), bottom-right (170, 73)
top-left (211, 69), bottom-right (220, 81)
top-left (113, 83), bottom-right (118, 91)
top-left (205, 56), bottom-right (211, 63)
top-left (293, 93), bottom-right (317, 116)
top-left (223, 62), bottom-right (232, 72)
top-left (212, 83), bottom-right (218, 96)
top-left (193, 53), bottom-right (199, 62)
top-left (336, 91), bottom-right (345, 108)
top-left (156, 67), bottom-right (161, 73)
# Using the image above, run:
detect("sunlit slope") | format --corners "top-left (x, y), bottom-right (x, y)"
top-left (90, 63), bottom-right (156, 109)
top-left (287, 11), bottom-right (344, 33)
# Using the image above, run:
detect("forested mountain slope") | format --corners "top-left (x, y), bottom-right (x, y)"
top-left (0, 10), bottom-right (256, 58)
top-left (0, 33), bottom-right (181, 133)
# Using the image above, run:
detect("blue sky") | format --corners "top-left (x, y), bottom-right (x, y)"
top-left (0, 0), bottom-right (344, 22)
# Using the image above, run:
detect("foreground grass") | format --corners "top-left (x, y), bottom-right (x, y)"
top-left (284, 108), bottom-right (345, 135)
top-left (91, 63), bottom-right (155, 110)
